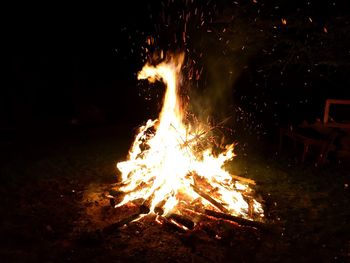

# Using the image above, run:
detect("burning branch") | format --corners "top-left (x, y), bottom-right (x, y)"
top-left (190, 184), bottom-right (229, 213)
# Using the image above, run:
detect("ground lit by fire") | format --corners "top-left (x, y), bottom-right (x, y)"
top-left (115, 53), bottom-right (264, 221)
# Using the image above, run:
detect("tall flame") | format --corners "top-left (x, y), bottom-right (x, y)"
top-left (116, 53), bottom-right (263, 219)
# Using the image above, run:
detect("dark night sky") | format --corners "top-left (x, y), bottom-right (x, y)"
top-left (8, 2), bottom-right (153, 126)
top-left (6, 0), bottom-right (350, 137)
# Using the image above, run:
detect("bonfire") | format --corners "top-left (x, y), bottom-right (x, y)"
top-left (115, 53), bottom-right (263, 225)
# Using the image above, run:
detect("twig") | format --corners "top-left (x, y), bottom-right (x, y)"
top-left (232, 175), bottom-right (256, 185)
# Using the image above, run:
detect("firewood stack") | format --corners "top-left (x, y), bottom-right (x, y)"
top-left (104, 172), bottom-right (266, 235)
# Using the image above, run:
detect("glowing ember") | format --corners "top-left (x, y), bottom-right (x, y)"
top-left (116, 53), bottom-right (263, 221)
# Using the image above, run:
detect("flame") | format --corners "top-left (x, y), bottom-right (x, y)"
top-left (116, 53), bottom-right (263, 220)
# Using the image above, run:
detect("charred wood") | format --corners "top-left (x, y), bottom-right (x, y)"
top-left (102, 203), bottom-right (150, 234)
top-left (204, 209), bottom-right (264, 229)
top-left (154, 198), bottom-right (169, 215)
top-left (190, 184), bottom-right (229, 213)
top-left (181, 208), bottom-right (241, 230)
top-left (102, 212), bottom-right (142, 235)
top-left (156, 216), bottom-right (188, 233)
top-left (168, 213), bottom-right (195, 230)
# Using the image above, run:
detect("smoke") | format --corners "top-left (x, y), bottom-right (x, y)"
top-left (187, 38), bottom-right (250, 127)
top-left (192, 56), bottom-right (237, 121)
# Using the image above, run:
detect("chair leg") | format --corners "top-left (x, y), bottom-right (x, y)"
top-left (279, 130), bottom-right (284, 152)
top-left (302, 144), bottom-right (309, 163)
top-left (318, 143), bottom-right (330, 165)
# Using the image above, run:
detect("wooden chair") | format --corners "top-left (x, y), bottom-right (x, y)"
top-left (323, 99), bottom-right (350, 129)
top-left (279, 127), bottom-right (336, 165)
top-left (278, 99), bottom-right (349, 165)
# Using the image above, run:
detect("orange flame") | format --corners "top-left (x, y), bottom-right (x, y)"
top-left (116, 53), bottom-right (263, 220)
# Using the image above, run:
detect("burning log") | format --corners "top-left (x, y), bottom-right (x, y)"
top-left (204, 209), bottom-right (264, 229)
top-left (139, 204), bottom-right (151, 214)
top-left (154, 199), bottom-right (167, 215)
top-left (181, 208), bottom-right (240, 229)
top-left (191, 172), bottom-right (217, 193)
top-left (177, 206), bottom-right (257, 229)
top-left (248, 199), bottom-right (255, 218)
top-left (108, 195), bottom-right (116, 208)
top-left (139, 192), bottom-right (157, 214)
top-left (190, 184), bottom-right (228, 213)
top-left (103, 201), bottom-right (151, 234)
top-left (106, 189), bottom-right (125, 208)
top-left (168, 213), bottom-right (195, 230)
top-left (156, 215), bottom-right (189, 233)
top-left (102, 212), bottom-right (142, 235)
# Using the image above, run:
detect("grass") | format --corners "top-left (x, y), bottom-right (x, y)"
top-left (230, 148), bottom-right (350, 262)
top-left (0, 124), bottom-right (349, 262)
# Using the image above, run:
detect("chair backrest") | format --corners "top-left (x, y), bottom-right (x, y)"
top-left (323, 99), bottom-right (350, 129)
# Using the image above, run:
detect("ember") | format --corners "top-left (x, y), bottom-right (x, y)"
top-left (115, 53), bottom-right (264, 225)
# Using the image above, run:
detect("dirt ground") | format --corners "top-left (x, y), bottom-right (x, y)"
top-left (1, 125), bottom-right (349, 262)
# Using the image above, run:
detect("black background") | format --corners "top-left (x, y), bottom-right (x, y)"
top-left (6, 0), bottom-right (350, 139)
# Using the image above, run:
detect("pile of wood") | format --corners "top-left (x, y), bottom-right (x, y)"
top-left (104, 176), bottom-right (266, 236)
top-left (78, 182), bottom-right (271, 262)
